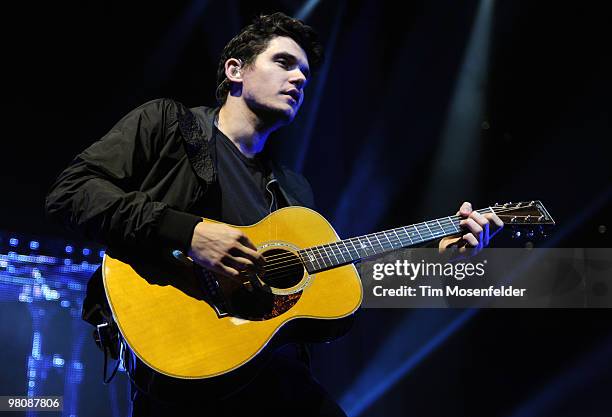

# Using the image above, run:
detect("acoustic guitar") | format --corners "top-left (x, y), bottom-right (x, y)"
top-left (102, 201), bottom-right (554, 398)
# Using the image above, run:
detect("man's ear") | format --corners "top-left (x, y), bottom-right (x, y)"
top-left (225, 58), bottom-right (243, 82)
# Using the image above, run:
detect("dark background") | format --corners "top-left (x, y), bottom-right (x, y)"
top-left (2, 0), bottom-right (611, 416)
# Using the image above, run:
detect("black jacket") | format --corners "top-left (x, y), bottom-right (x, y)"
top-left (45, 98), bottom-right (316, 325)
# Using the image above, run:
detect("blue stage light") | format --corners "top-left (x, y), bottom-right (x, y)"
top-left (30, 241), bottom-right (40, 250)
top-left (68, 282), bottom-right (83, 291)
top-left (9, 238), bottom-right (18, 246)
top-left (82, 248), bottom-right (90, 256)
top-left (296, 0), bottom-right (322, 20)
top-left (99, 250), bottom-right (105, 258)
top-left (65, 245), bottom-right (73, 254)
top-left (52, 355), bottom-right (65, 367)
top-left (32, 332), bottom-right (41, 360)
top-left (341, 310), bottom-right (477, 416)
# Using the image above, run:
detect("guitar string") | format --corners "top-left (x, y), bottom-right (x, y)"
top-left (265, 209), bottom-right (504, 260)
top-left (259, 207), bottom-right (545, 275)
top-left (260, 210), bottom-right (544, 273)
top-left (248, 218), bottom-right (548, 284)
top-left (258, 215), bottom-right (537, 284)
top-left (261, 205), bottom-right (540, 263)
top-left (260, 206), bottom-right (541, 266)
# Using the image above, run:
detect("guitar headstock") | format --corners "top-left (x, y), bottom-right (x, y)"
top-left (490, 200), bottom-right (555, 225)
top-left (490, 201), bottom-right (555, 240)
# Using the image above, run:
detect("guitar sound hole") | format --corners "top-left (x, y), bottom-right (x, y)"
top-left (261, 249), bottom-right (305, 289)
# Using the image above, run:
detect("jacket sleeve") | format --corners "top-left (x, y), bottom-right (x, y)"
top-left (45, 98), bottom-right (202, 252)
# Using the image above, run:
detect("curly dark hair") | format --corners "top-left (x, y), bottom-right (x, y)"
top-left (215, 12), bottom-right (324, 105)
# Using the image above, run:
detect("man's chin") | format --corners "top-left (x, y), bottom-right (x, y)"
top-left (251, 103), bottom-right (296, 126)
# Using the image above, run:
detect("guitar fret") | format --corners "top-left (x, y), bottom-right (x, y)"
top-left (413, 225), bottom-right (424, 242)
top-left (314, 245), bottom-right (328, 268)
top-left (392, 229), bottom-right (404, 247)
top-left (372, 233), bottom-right (384, 252)
top-left (439, 216), bottom-right (456, 234)
top-left (336, 242), bottom-right (348, 263)
top-left (449, 216), bottom-right (460, 233)
top-left (433, 219), bottom-right (445, 237)
top-left (436, 219), bottom-right (445, 235)
top-left (401, 227), bottom-right (415, 245)
top-left (340, 241), bottom-right (351, 262)
top-left (348, 238), bottom-right (361, 259)
top-left (358, 237), bottom-right (372, 257)
top-left (423, 222), bottom-right (435, 240)
top-left (311, 248), bottom-right (322, 270)
top-left (365, 235), bottom-right (377, 254)
top-left (327, 244), bottom-right (340, 265)
top-left (383, 231), bottom-right (395, 249)
top-left (302, 249), bottom-right (317, 271)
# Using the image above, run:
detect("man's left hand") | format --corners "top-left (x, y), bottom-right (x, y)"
top-left (438, 201), bottom-right (504, 254)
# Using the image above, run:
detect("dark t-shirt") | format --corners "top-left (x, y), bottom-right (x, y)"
top-left (212, 126), bottom-right (302, 360)
top-left (215, 128), bottom-right (279, 226)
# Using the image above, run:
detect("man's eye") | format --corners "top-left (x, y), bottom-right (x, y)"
top-left (277, 59), bottom-right (289, 67)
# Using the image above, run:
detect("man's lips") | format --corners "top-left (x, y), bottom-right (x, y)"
top-left (282, 90), bottom-right (300, 102)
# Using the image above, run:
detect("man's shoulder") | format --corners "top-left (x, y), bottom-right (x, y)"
top-left (131, 97), bottom-right (180, 114)
top-left (128, 98), bottom-right (215, 119)
top-left (124, 99), bottom-right (218, 138)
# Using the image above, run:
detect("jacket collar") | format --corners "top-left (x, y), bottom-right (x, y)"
top-left (176, 104), bottom-right (218, 185)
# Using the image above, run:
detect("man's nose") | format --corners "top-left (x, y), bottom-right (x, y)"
top-left (289, 70), bottom-right (307, 89)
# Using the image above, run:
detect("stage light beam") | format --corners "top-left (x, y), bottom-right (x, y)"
top-left (420, 0), bottom-right (495, 213)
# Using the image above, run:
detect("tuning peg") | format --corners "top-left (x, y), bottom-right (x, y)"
top-left (538, 225), bottom-right (547, 238)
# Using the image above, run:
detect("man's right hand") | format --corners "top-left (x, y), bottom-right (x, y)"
top-left (187, 222), bottom-right (265, 279)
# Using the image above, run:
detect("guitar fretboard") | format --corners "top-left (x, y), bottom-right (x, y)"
top-left (298, 207), bottom-right (495, 273)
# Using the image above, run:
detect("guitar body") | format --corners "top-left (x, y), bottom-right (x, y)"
top-left (103, 206), bottom-right (362, 396)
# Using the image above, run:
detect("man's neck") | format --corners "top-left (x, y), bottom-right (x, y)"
top-left (217, 101), bottom-right (276, 159)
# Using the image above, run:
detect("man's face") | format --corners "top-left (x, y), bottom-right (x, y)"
top-left (239, 36), bottom-right (311, 124)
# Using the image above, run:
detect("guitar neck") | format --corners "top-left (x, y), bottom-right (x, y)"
top-left (298, 207), bottom-right (495, 274)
